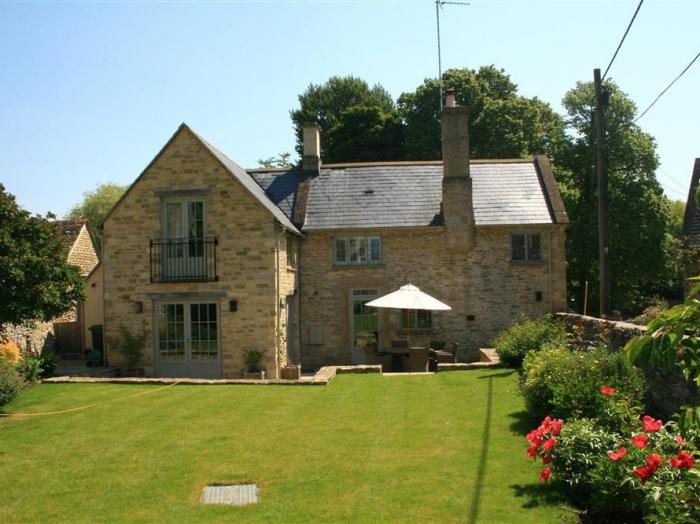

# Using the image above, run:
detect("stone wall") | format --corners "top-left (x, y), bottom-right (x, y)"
top-left (299, 224), bottom-right (567, 369)
top-left (2, 321), bottom-right (55, 356)
top-left (102, 126), bottom-right (284, 378)
top-left (554, 312), bottom-right (646, 350)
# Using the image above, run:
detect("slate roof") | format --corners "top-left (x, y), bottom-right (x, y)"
top-left (188, 128), bottom-right (301, 235)
top-left (251, 159), bottom-right (557, 231)
top-left (682, 158), bottom-right (700, 248)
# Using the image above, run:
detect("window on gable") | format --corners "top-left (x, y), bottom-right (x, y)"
top-left (334, 236), bottom-right (381, 265)
top-left (511, 232), bottom-right (543, 262)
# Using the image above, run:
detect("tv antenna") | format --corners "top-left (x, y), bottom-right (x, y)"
top-left (435, 0), bottom-right (470, 110)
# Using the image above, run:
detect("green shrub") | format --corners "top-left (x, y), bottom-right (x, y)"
top-left (521, 346), bottom-right (645, 424)
top-left (0, 362), bottom-right (23, 407)
top-left (492, 315), bottom-right (568, 367)
top-left (244, 348), bottom-right (263, 372)
top-left (17, 353), bottom-right (56, 382)
top-left (112, 325), bottom-right (146, 372)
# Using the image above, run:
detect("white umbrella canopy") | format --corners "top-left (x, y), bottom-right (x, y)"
top-left (365, 284), bottom-right (452, 311)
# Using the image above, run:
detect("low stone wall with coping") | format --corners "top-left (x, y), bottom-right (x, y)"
top-left (554, 312), bottom-right (646, 351)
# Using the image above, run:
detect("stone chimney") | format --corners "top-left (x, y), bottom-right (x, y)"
top-left (441, 90), bottom-right (475, 252)
top-left (302, 122), bottom-right (321, 172)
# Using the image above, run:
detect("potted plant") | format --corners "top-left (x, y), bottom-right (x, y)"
top-left (113, 325), bottom-right (146, 377)
top-left (280, 363), bottom-right (301, 380)
top-left (243, 348), bottom-right (265, 380)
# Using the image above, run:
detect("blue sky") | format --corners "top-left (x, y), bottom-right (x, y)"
top-left (1, 0), bottom-right (698, 217)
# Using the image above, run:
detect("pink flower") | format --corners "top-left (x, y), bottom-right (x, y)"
top-left (607, 447), bottom-right (627, 461)
top-left (632, 434), bottom-right (649, 449)
top-left (540, 466), bottom-right (552, 482)
top-left (675, 435), bottom-right (687, 446)
top-left (600, 385), bottom-right (616, 396)
top-left (642, 416), bottom-right (663, 433)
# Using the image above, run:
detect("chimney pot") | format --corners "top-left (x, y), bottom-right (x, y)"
top-left (445, 89), bottom-right (456, 108)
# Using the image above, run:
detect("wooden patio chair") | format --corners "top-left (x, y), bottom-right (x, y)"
top-left (406, 346), bottom-right (430, 373)
top-left (363, 342), bottom-right (393, 372)
top-left (430, 340), bottom-right (458, 364)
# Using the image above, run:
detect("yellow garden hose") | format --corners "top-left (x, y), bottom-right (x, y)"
top-left (0, 380), bottom-right (182, 418)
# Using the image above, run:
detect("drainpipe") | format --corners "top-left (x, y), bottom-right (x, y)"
top-left (274, 225), bottom-right (284, 379)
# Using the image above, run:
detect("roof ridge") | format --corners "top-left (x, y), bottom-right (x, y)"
top-left (247, 157), bottom-right (535, 173)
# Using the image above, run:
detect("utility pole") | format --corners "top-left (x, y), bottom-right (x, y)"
top-left (435, 1), bottom-right (469, 110)
top-left (593, 68), bottom-right (611, 318)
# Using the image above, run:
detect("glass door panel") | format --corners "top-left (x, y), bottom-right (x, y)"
top-left (350, 289), bottom-right (379, 364)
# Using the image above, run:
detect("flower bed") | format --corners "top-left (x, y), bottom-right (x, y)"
top-left (526, 387), bottom-right (700, 522)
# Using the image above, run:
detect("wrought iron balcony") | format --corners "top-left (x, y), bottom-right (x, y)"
top-left (149, 237), bottom-right (218, 283)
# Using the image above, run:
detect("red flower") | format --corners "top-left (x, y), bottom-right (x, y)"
top-left (634, 465), bottom-right (652, 483)
top-left (550, 419), bottom-right (564, 436)
top-left (642, 416), bottom-right (663, 433)
top-left (646, 453), bottom-right (664, 472)
top-left (669, 451), bottom-right (696, 469)
top-left (542, 455), bottom-right (552, 464)
top-left (632, 434), bottom-right (649, 449)
top-left (542, 438), bottom-right (557, 452)
top-left (600, 385), bottom-right (616, 396)
top-left (607, 447), bottom-right (627, 461)
top-left (540, 466), bottom-right (552, 482)
top-left (675, 435), bottom-right (687, 446)
top-left (526, 446), bottom-right (538, 458)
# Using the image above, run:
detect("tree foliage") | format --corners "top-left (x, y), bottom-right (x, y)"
top-left (67, 182), bottom-right (126, 252)
top-left (257, 152), bottom-right (293, 169)
top-left (290, 75), bottom-right (401, 163)
top-left (397, 66), bottom-right (566, 160)
top-left (555, 80), bottom-right (677, 313)
top-left (0, 184), bottom-right (84, 330)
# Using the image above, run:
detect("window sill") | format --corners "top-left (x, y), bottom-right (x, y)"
top-left (333, 263), bottom-right (384, 270)
top-left (511, 260), bottom-right (545, 266)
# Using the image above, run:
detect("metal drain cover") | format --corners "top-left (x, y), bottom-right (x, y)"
top-left (201, 484), bottom-right (259, 506)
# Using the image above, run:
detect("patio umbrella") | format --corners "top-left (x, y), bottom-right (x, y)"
top-left (365, 284), bottom-right (451, 346)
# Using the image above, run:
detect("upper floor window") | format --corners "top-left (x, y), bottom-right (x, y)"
top-left (511, 232), bottom-right (542, 262)
top-left (161, 199), bottom-right (205, 257)
top-left (334, 236), bottom-right (381, 265)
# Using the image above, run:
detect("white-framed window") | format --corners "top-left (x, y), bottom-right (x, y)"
top-left (334, 236), bottom-right (381, 265)
top-left (511, 232), bottom-right (543, 262)
top-left (401, 310), bottom-right (433, 330)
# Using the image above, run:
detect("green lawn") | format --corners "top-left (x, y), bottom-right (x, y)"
top-left (0, 370), bottom-right (569, 523)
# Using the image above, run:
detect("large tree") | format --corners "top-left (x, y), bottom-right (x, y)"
top-left (290, 75), bottom-right (402, 163)
top-left (0, 184), bottom-right (84, 330)
top-left (67, 182), bottom-right (127, 252)
top-left (555, 80), bottom-right (676, 314)
top-left (397, 66), bottom-right (566, 160)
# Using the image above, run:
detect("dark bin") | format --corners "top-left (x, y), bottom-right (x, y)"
top-left (88, 324), bottom-right (104, 353)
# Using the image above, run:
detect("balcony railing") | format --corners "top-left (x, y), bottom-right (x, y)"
top-left (150, 237), bottom-right (218, 283)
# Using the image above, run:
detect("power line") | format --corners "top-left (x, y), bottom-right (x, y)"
top-left (602, 0), bottom-right (644, 80)
top-left (635, 50), bottom-right (700, 123)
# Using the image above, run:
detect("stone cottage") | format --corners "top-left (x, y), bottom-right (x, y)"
top-left (101, 97), bottom-right (568, 378)
top-left (5, 219), bottom-right (100, 355)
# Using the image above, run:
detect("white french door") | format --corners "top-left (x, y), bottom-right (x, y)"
top-left (162, 200), bottom-right (205, 279)
top-left (155, 302), bottom-right (221, 378)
